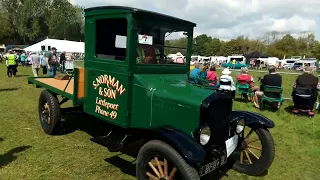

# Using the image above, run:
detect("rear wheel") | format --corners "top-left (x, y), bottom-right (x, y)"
top-left (136, 140), bottom-right (200, 180)
top-left (38, 90), bottom-right (61, 135)
top-left (231, 127), bottom-right (275, 176)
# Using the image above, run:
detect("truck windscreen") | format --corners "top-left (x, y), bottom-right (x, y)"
top-left (135, 22), bottom-right (189, 65)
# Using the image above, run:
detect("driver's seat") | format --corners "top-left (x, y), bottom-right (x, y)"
top-left (138, 44), bottom-right (159, 64)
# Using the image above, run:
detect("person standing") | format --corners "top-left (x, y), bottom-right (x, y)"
top-left (232, 59), bottom-right (236, 69)
top-left (45, 47), bottom-right (59, 77)
top-left (30, 52), bottom-right (41, 77)
top-left (6, 50), bottom-right (17, 77)
top-left (59, 51), bottom-right (66, 72)
top-left (20, 51), bottom-right (26, 67)
top-left (40, 52), bottom-right (47, 74)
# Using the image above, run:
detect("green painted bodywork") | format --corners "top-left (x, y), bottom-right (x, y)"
top-left (131, 74), bottom-right (212, 133)
top-left (28, 6), bottom-right (215, 136)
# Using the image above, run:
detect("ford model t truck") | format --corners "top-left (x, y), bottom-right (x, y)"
top-left (28, 6), bottom-right (275, 180)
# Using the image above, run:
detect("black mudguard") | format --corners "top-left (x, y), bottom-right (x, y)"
top-left (159, 129), bottom-right (206, 166)
top-left (231, 110), bottom-right (275, 128)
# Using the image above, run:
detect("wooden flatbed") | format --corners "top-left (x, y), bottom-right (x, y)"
top-left (27, 68), bottom-right (85, 105)
top-left (36, 78), bottom-right (74, 95)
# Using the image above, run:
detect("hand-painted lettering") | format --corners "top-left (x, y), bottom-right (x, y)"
top-left (93, 74), bottom-right (125, 120)
top-left (93, 74), bottom-right (126, 95)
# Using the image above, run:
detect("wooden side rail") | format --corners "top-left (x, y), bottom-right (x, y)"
top-left (77, 67), bottom-right (85, 98)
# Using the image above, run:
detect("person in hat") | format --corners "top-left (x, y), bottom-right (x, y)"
top-left (219, 68), bottom-right (236, 97)
top-left (253, 65), bottom-right (282, 109)
top-left (291, 66), bottom-right (319, 115)
top-left (45, 47), bottom-right (59, 77)
top-left (236, 67), bottom-right (259, 100)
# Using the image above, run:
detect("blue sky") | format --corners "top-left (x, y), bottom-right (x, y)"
top-left (71, 0), bottom-right (320, 40)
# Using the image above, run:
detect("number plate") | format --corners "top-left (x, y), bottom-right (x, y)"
top-left (225, 134), bottom-right (238, 157)
top-left (199, 152), bottom-right (227, 177)
top-left (199, 135), bottom-right (238, 177)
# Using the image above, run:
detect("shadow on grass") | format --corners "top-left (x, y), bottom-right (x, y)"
top-left (14, 74), bottom-right (29, 77)
top-left (202, 160), bottom-right (268, 179)
top-left (0, 145), bottom-right (31, 167)
top-left (284, 105), bottom-right (294, 113)
top-left (105, 155), bottom-right (136, 177)
top-left (260, 102), bottom-right (282, 113)
top-left (0, 88), bottom-right (19, 92)
top-left (58, 107), bottom-right (271, 179)
top-left (58, 107), bottom-right (121, 137)
top-left (234, 97), bottom-right (252, 103)
top-left (0, 137), bottom-right (3, 142)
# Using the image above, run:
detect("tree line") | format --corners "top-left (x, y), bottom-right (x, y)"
top-left (166, 31), bottom-right (320, 60)
top-left (0, 0), bottom-right (84, 45)
top-left (0, 0), bottom-right (319, 60)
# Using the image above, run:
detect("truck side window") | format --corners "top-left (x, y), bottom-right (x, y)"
top-left (95, 18), bottom-right (127, 61)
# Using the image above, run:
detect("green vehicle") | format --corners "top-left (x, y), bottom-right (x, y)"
top-left (28, 6), bottom-right (275, 179)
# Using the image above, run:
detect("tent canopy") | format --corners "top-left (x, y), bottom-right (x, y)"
top-left (24, 39), bottom-right (84, 53)
top-left (245, 51), bottom-right (268, 59)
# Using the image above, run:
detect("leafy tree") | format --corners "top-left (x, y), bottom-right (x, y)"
top-left (0, 0), bottom-right (319, 60)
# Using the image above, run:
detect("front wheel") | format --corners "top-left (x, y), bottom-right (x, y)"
top-left (136, 140), bottom-right (200, 180)
top-left (231, 127), bottom-right (275, 176)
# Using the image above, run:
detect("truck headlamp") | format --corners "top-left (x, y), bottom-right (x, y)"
top-left (236, 119), bottom-right (245, 134)
top-left (199, 126), bottom-right (211, 145)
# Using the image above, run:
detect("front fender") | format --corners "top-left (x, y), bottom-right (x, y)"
top-left (159, 129), bottom-right (206, 166)
top-left (231, 111), bottom-right (275, 128)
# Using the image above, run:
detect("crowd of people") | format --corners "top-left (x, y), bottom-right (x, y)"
top-left (1, 48), bottom-right (74, 78)
top-left (190, 62), bottom-right (320, 115)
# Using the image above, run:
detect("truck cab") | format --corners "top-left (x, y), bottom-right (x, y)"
top-left (83, 6), bottom-right (201, 133)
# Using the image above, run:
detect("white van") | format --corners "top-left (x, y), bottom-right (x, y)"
top-left (293, 60), bottom-right (317, 71)
top-left (282, 59), bottom-right (297, 69)
top-left (227, 55), bottom-right (246, 64)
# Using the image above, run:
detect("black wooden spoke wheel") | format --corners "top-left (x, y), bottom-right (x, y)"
top-left (231, 127), bottom-right (275, 176)
top-left (38, 90), bottom-right (61, 135)
top-left (136, 140), bottom-right (200, 180)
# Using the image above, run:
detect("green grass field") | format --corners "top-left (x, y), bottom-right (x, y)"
top-left (0, 62), bottom-right (319, 180)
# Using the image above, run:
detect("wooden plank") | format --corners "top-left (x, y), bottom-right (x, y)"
top-left (36, 78), bottom-right (74, 95)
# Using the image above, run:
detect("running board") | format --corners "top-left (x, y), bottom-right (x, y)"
top-left (90, 131), bottom-right (129, 152)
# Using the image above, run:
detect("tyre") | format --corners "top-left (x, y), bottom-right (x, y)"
top-left (136, 140), bottom-right (200, 180)
top-left (231, 128), bottom-right (275, 176)
top-left (38, 90), bottom-right (61, 135)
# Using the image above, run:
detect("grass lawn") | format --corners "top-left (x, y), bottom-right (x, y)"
top-left (0, 62), bottom-right (319, 180)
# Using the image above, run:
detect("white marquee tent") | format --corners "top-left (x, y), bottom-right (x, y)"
top-left (24, 39), bottom-right (84, 53)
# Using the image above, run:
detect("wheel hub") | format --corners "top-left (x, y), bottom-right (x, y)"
top-left (42, 103), bottom-right (50, 124)
top-left (241, 139), bottom-right (248, 150)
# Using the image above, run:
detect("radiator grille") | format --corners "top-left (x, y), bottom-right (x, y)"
top-left (200, 92), bottom-right (233, 148)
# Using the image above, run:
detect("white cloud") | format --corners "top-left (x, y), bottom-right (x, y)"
top-left (72, 0), bottom-right (320, 40)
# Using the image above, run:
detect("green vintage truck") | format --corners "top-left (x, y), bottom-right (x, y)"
top-left (28, 6), bottom-right (275, 180)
